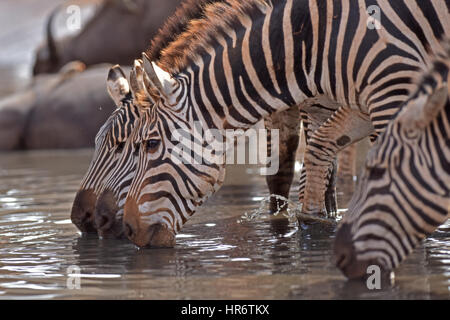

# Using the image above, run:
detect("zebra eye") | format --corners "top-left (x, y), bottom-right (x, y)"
top-left (404, 127), bottom-right (420, 140)
top-left (133, 143), bottom-right (140, 156)
top-left (116, 142), bottom-right (126, 153)
top-left (368, 167), bottom-right (386, 180)
top-left (145, 139), bottom-right (160, 153)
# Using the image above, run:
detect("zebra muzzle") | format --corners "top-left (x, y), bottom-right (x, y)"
top-left (334, 223), bottom-right (384, 280)
top-left (71, 189), bottom-right (98, 234)
top-left (123, 199), bottom-right (176, 248)
top-left (95, 190), bottom-right (124, 239)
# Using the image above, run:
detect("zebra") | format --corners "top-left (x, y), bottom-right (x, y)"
top-left (71, 0), bottom-right (313, 237)
top-left (118, 0), bottom-right (450, 248)
top-left (152, 0), bottom-right (346, 216)
top-left (71, 0), bottom-right (224, 236)
top-left (92, 61), bottom-right (155, 238)
top-left (71, 63), bottom-right (147, 235)
top-left (334, 43), bottom-right (450, 279)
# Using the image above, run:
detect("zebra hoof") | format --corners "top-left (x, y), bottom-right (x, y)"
top-left (296, 212), bottom-right (337, 226)
top-left (269, 195), bottom-right (289, 214)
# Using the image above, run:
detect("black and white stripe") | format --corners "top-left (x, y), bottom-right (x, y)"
top-left (121, 0), bottom-right (450, 246)
top-left (335, 44), bottom-right (450, 278)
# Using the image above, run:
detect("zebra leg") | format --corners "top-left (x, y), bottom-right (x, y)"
top-left (324, 157), bottom-right (338, 216)
top-left (264, 104), bottom-right (300, 213)
top-left (336, 143), bottom-right (357, 209)
top-left (298, 111), bottom-right (310, 208)
top-left (302, 107), bottom-right (374, 216)
top-left (298, 107), bottom-right (340, 216)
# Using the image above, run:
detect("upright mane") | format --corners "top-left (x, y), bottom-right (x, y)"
top-left (147, 0), bottom-right (228, 62)
top-left (153, 0), bottom-right (270, 75)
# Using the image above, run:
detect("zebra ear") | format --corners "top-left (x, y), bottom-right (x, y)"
top-left (107, 65), bottom-right (130, 106)
top-left (130, 59), bottom-right (153, 104)
top-left (398, 84), bottom-right (448, 131)
top-left (142, 52), bottom-right (178, 101)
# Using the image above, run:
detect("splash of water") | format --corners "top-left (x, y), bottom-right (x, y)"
top-left (238, 195), bottom-right (299, 225)
top-left (238, 194), bottom-right (342, 226)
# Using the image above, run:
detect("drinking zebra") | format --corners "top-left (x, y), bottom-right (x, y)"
top-left (71, 0), bottom-right (229, 235)
top-left (334, 41), bottom-right (450, 279)
top-left (71, 63), bottom-right (146, 235)
top-left (120, 0), bottom-right (450, 247)
top-left (71, 0), bottom-right (327, 236)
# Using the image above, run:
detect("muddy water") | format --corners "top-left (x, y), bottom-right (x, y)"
top-left (0, 150), bottom-right (449, 299)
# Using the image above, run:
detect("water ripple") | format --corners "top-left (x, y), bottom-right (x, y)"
top-left (0, 151), bottom-right (448, 299)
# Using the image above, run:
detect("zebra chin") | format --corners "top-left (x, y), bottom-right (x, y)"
top-left (334, 223), bottom-right (390, 280)
top-left (71, 189), bottom-right (98, 234)
top-left (94, 190), bottom-right (125, 239)
top-left (123, 198), bottom-right (176, 248)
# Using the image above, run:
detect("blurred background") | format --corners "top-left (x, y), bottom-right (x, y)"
top-left (0, 0), bottom-right (181, 151)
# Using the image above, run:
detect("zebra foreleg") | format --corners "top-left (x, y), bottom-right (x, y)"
top-left (336, 143), bottom-right (357, 209)
top-left (301, 107), bottom-right (374, 216)
top-left (264, 104), bottom-right (300, 213)
top-left (298, 106), bottom-right (340, 216)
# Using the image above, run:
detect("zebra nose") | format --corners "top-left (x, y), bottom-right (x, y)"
top-left (71, 189), bottom-right (97, 233)
top-left (124, 221), bottom-right (135, 239)
top-left (95, 190), bottom-right (119, 234)
top-left (335, 223), bottom-right (390, 280)
top-left (123, 197), bottom-right (139, 241)
top-left (334, 222), bottom-right (364, 279)
top-left (146, 224), bottom-right (176, 248)
top-left (123, 198), bottom-right (176, 248)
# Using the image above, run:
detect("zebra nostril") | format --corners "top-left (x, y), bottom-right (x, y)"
top-left (81, 211), bottom-right (92, 224)
top-left (96, 214), bottom-right (108, 229)
top-left (125, 222), bottom-right (134, 238)
top-left (71, 189), bottom-right (97, 233)
top-left (335, 250), bottom-right (351, 269)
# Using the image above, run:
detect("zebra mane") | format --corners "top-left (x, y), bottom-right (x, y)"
top-left (154, 0), bottom-right (271, 75)
top-left (147, 0), bottom-right (228, 62)
top-left (414, 37), bottom-right (450, 88)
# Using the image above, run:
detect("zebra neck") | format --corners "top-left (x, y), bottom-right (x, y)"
top-left (179, 0), bottom-right (314, 131)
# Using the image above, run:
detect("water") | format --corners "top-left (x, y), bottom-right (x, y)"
top-left (0, 150), bottom-right (449, 299)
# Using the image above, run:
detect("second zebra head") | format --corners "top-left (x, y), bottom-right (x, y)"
top-left (71, 61), bottom-right (149, 238)
top-left (334, 46), bottom-right (450, 279)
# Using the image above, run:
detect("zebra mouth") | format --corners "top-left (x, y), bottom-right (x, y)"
top-left (139, 223), bottom-right (176, 248)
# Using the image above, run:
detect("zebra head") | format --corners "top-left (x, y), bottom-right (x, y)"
top-left (334, 51), bottom-right (450, 279)
top-left (71, 63), bottom-right (145, 235)
top-left (122, 54), bottom-right (226, 248)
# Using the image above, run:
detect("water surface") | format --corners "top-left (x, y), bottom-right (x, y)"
top-left (0, 150), bottom-right (449, 299)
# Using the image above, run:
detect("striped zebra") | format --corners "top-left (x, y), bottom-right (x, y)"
top-left (152, 0), bottom-right (347, 216)
top-left (334, 42), bottom-right (450, 279)
top-left (71, 63), bottom-right (146, 235)
top-left (120, 0), bottom-right (450, 247)
top-left (71, 0), bottom-right (227, 236)
top-left (70, 0), bottom-right (301, 237)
